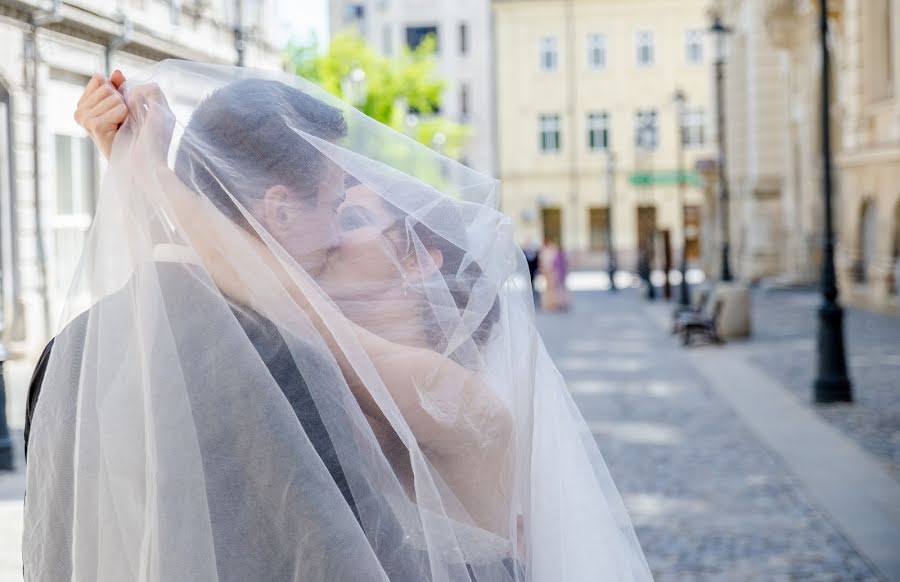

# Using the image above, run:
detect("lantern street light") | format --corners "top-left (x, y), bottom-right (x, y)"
top-left (813, 0), bottom-right (852, 403)
top-left (709, 12), bottom-right (733, 282)
top-left (673, 89), bottom-right (691, 307)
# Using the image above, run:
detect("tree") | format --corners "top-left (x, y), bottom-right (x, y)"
top-left (284, 33), bottom-right (469, 160)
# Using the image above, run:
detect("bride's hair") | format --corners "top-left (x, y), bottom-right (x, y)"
top-left (384, 201), bottom-right (500, 354)
top-left (174, 78), bottom-right (347, 231)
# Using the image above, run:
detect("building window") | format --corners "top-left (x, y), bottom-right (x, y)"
top-left (588, 207), bottom-right (610, 252)
top-left (681, 107), bottom-right (706, 148)
top-left (587, 112), bottom-right (610, 151)
top-left (863, 0), bottom-right (895, 101)
top-left (54, 135), bottom-right (96, 217)
top-left (459, 23), bottom-right (469, 55)
top-left (587, 33), bottom-right (607, 70)
top-left (635, 109), bottom-right (658, 151)
top-left (539, 37), bottom-right (558, 72)
top-left (636, 30), bottom-right (655, 67)
top-left (539, 114), bottom-right (561, 153)
top-left (460, 83), bottom-right (469, 121)
top-left (685, 30), bottom-right (704, 65)
top-left (52, 134), bottom-right (97, 300)
top-left (406, 25), bottom-right (438, 51)
top-left (344, 3), bottom-right (365, 22)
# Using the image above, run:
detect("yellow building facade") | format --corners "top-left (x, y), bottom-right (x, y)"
top-left (494, 0), bottom-right (715, 268)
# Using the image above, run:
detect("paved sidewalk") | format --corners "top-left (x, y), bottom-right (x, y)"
top-left (537, 289), bottom-right (883, 580)
top-left (745, 288), bottom-right (900, 483)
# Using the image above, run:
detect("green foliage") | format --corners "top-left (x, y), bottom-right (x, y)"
top-left (284, 33), bottom-right (470, 160)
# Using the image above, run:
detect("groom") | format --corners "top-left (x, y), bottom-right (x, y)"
top-left (24, 73), bottom-right (421, 581)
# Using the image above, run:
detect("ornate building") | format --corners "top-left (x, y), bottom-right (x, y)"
top-left (715, 0), bottom-right (899, 313)
top-left (0, 0), bottom-right (281, 354)
top-left (834, 0), bottom-right (899, 313)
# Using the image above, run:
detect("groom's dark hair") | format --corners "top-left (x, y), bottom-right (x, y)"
top-left (174, 78), bottom-right (348, 230)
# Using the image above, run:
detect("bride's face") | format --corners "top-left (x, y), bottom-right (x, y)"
top-left (322, 182), bottom-right (410, 293)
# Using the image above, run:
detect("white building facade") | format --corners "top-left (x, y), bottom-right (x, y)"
top-left (0, 0), bottom-right (281, 355)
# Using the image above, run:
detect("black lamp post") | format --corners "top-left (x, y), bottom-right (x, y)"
top-left (674, 89), bottom-right (691, 307)
top-left (710, 12), bottom-right (733, 282)
top-left (814, 0), bottom-right (852, 403)
top-left (606, 151), bottom-right (617, 292)
top-left (234, 0), bottom-right (246, 67)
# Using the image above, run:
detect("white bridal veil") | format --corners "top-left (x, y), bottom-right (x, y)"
top-left (23, 61), bottom-right (652, 582)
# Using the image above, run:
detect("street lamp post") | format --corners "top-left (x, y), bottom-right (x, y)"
top-left (674, 89), bottom-right (691, 307)
top-left (234, 0), bottom-right (245, 67)
top-left (813, 0), bottom-right (852, 403)
top-left (606, 151), bottom-right (617, 291)
top-left (710, 13), bottom-right (733, 282)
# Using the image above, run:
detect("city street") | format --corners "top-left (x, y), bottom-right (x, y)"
top-left (536, 286), bottom-right (896, 581)
top-left (1, 282), bottom-right (899, 581)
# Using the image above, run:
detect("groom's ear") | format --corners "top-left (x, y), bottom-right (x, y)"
top-left (402, 248), bottom-right (443, 280)
top-left (260, 185), bottom-right (295, 236)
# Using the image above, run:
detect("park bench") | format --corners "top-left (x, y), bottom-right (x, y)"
top-left (678, 295), bottom-right (724, 346)
top-left (671, 285), bottom-right (712, 334)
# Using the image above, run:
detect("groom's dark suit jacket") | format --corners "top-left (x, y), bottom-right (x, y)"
top-left (22, 261), bottom-right (433, 582)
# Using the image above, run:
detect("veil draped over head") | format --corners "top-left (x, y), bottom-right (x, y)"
top-left (23, 61), bottom-right (652, 582)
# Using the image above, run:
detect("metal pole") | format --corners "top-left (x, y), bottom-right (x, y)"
top-left (27, 20), bottom-right (51, 342)
top-left (712, 15), bottom-right (733, 282)
top-left (606, 151), bottom-right (617, 291)
top-left (675, 91), bottom-right (691, 306)
top-left (234, 0), bottom-right (246, 67)
top-left (0, 351), bottom-right (11, 470)
top-left (814, 0), bottom-right (852, 403)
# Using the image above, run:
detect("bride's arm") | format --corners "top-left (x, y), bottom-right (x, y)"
top-left (135, 117), bottom-right (511, 458)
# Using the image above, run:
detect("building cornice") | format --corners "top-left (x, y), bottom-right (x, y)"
top-left (837, 146), bottom-right (900, 168)
top-left (0, 0), bottom-right (276, 65)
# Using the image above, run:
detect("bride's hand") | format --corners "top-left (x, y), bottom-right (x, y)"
top-left (119, 78), bottom-right (177, 166)
top-left (73, 71), bottom-right (128, 160)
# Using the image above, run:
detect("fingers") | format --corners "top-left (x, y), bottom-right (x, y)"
top-left (76, 74), bottom-right (104, 107)
top-left (77, 91), bottom-right (125, 131)
top-left (85, 93), bottom-right (127, 130)
top-left (96, 102), bottom-right (129, 130)
top-left (80, 80), bottom-right (119, 110)
top-left (110, 69), bottom-right (126, 90)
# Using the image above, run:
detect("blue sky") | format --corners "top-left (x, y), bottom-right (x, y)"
top-left (275, 0), bottom-right (329, 47)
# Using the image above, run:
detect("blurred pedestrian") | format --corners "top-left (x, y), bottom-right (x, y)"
top-left (540, 239), bottom-right (570, 312)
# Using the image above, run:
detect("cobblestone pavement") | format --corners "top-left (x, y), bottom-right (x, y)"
top-left (745, 288), bottom-right (900, 483)
top-left (536, 289), bottom-right (881, 581)
top-left (0, 289), bottom-right (890, 581)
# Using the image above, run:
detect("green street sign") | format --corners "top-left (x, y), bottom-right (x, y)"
top-left (629, 170), bottom-right (703, 187)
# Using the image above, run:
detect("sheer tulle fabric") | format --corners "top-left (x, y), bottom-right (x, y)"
top-left (23, 61), bottom-right (652, 581)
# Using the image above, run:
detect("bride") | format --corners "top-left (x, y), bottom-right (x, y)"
top-left (22, 61), bottom-right (652, 582)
